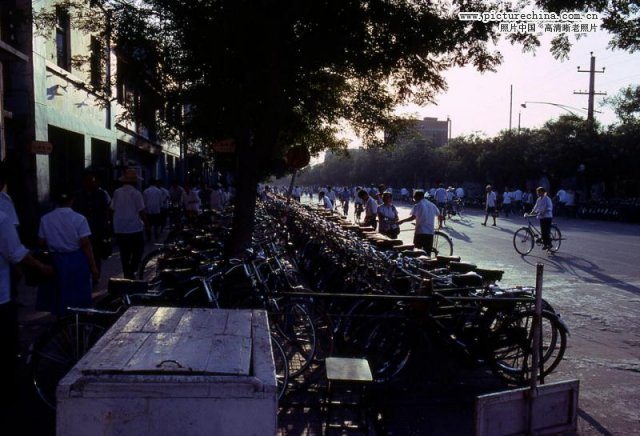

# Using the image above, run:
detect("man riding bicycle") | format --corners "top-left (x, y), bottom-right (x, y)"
top-left (529, 187), bottom-right (553, 250)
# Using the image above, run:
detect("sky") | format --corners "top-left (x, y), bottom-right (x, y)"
top-left (396, 28), bottom-right (640, 138)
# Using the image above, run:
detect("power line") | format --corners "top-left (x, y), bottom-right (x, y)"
top-left (574, 52), bottom-right (606, 131)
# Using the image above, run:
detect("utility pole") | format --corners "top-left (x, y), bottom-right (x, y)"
top-left (509, 84), bottom-right (513, 131)
top-left (574, 52), bottom-right (606, 131)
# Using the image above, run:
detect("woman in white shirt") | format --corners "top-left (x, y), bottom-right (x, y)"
top-left (377, 193), bottom-right (400, 238)
top-left (38, 192), bottom-right (98, 315)
top-left (482, 185), bottom-right (498, 226)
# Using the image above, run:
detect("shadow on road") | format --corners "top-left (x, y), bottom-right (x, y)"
top-left (578, 408), bottom-right (614, 436)
top-left (442, 226), bottom-right (472, 243)
top-left (520, 253), bottom-right (640, 296)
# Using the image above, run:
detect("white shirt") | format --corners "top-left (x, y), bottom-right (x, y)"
top-left (210, 189), bottom-right (225, 210)
top-left (143, 186), bottom-right (165, 215)
top-left (486, 191), bottom-right (497, 207)
top-left (513, 189), bottom-right (523, 201)
top-left (160, 187), bottom-right (170, 208)
top-left (321, 196), bottom-right (333, 210)
top-left (183, 190), bottom-right (202, 213)
top-left (364, 197), bottom-right (378, 217)
top-left (565, 191), bottom-right (575, 206)
top-left (38, 207), bottom-right (91, 253)
top-left (411, 199), bottom-right (439, 235)
top-left (0, 192), bottom-right (19, 226)
top-left (455, 187), bottom-right (464, 199)
top-left (502, 192), bottom-right (512, 204)
top-left (556, 189), bottom-right (567, 203)
top-left (533, 195), bottom-right (553, 219)
top-left (111, 184), bottom-right (145, 234)
top-left (434, 188), bottom-right (447, 203)
top-left (0, 211), bottom-right (29, 304)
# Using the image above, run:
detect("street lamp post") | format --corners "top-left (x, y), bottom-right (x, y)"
top-left (520, 101), bottom-right (588, 117)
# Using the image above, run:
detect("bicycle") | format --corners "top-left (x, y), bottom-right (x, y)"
top-left (513, 215), bottom-right (562, 255)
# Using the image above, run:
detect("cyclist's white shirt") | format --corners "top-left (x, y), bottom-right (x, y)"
top-left (533, 195), bottom-right (553, 219)
top-left (486, 191), bottom-right (497, 207)
top-left (411, 199), bottom-right (438, 235)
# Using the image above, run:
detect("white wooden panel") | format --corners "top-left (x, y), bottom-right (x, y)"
top-left (81, 332), bottom-right (150, 371)
top-left (142, 307), bottom-right (185, 333)
top-left (205, 335), bottom-right (252, 375)
top-left (224, 310), bottom-right (253, 337)
top-left (175, 308), bottom-right (228, 337)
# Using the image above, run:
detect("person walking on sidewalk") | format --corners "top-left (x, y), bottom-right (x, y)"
top-left (530, 186), bottom-right (554, 250)
top-left (482, 184), bottom-right (498, 226)
top-left (37, 192), bottom-right (99, 315)
top-left (398, 190), bottom-right (439, 256)
top-left (73, 170), bottom-right (111, 274)
top-left (111, 169), bottom-right (148, 279)
top-left (143, 179), bottom-right (166, 240)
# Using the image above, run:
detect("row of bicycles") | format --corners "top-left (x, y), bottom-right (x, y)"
top-left (27, 195), bottom-right (569, 411)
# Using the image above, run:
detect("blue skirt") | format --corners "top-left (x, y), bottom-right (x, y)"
top-left (36, 250), bottom-right (93, 316)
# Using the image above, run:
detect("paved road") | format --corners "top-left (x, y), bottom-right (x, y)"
top-left (390, 204), bottom-right (640, 434)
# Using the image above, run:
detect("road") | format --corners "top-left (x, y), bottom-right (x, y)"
top-left (389, 204), bottom-right (640, 434)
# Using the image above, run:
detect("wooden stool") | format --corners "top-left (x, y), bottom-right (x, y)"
top-left (324, 357), bottom-right (373, 435)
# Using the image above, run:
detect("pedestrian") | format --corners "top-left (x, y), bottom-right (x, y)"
top-left (358, 189), bottom-right (378, 230)
top-left (73, 170), bottom-right (112, 274)
top-left (111, 169), bottom-right (148, 279)
top-left (482, 184), bottom-right (498, 226)
top-left (339, 187), bottom-right (350, 216)
top-left (354, 187), bottom-right (364, 223)
top-left (530, 186), bottom-right (554, 250)
top-left (502, 187), bottom-right (512, 218)
top-left (433, 183), bottom-right (447, 228)
top-left (37, 192), bottom-right (99, 315)
top-left (554, 187), bottom-right (567, 217)
top-left (512, 187), bottom-right (523, 215)
top-left (377, 192), bottom-right (400, 239)
top-left (209, 183), bottom-right (226, 211)
top-left (0, 208), bottom-right (53, 426)
top-left (318, 191), bottom-right (333, 210)
top-left (143, 179), bottom-right (165, 240)
top-left (398, 190), bottom-right (440, 256)
top-left (183, 183), bottom-right (202, 220)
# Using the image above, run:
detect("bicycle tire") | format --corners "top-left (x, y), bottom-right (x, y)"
top-left (270, 301), bottom-right (317, 378)
top-left (513, 228), bottom-right (534, 255)
top-left (363, 318), bottom-right (413, 383)
top-left (549, 225), bottom-right (562, 253)
top-left (433, 231), bottom-right (453, 256)
top-left (28, 318), bottom-right (108, 409)
top-left (271, 334), bottom-right (289, 401)
top-left (488, 310), bottom-right (567, 384)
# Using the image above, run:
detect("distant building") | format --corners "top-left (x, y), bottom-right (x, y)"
top-left (387, 116), bottom-right (450, 148)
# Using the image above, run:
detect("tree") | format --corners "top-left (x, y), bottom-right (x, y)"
top-left (37, 0), bottom-right (640, 254)
top-left (605, 85), bottom-right (640, 125)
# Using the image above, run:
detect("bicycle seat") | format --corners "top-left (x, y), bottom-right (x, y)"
top-left (451, 272), bottom-right (484, 288)
top-left (401, 249), bottom-right (427, 258)
top-left (475, 268), bottom-right (504, 283)
top-left (108, 278), bottom-right (149, 296)
top-left (159, 268), bottom-right (197, 284)
top-left (448, 261), bottom-right (477, 273)
top-left (436, 255), bottom-right (461, 263)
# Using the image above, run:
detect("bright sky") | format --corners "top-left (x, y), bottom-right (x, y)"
top-left (397, 28), bottom-right (640, 138)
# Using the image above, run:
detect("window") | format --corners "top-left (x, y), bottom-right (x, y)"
top-left (90, 36), bottom-right (103, 88)
top-left (55, 7), bottom-right (71, 70)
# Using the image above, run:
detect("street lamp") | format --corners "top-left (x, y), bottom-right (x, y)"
top-left (520, 101), bottom-right (587, 117)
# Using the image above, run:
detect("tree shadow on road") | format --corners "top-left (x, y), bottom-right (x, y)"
top-left (518, 252), bottom-right (640, 296)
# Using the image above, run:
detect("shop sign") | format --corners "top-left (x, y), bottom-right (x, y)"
top-left (212, 139), bottom-right (236, 153)
top-left (30, 141), bottom-right (53, 155)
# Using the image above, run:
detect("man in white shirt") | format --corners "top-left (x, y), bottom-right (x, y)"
top-left (455, 186), bottom-right (465, 200)
top-left (531, 187), bottom-right (554, 250)
top-left (512, 188), bottom-right (523, 214)
top-left (143, 179), bottom-right (166, 240)
top-left (319, 191), bottom-right (333, 210)
top-left (482, 185), bottom-right (498, 226)
top-left (554, 188), bottom-right (567, 217)
top-left (502, 188), bottom-right (512, 218)
top-left (358, 190), bottom-right (378, 230)
top-left (111, 169), bottom-right (148, 279)
top-left (398, 190), bottom-right (439, 256)
top-left (433, 184), bottom-right (448, 229)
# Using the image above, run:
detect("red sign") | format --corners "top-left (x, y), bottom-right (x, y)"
top-left (212, 139), bottom-right (236, 153)
top-left (30, 141), bottom-right (53, 155)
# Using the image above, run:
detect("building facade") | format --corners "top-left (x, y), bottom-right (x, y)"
top-left (3, 0), bottom-right (185, 240)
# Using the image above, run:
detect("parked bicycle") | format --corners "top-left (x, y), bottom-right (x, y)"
top-left (513, 215), bottom-right (562, 255)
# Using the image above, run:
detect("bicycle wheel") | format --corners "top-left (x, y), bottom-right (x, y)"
top-left (513, 228), bottom-right (534, 255)
top-left (488, 310), bottom-right (567, 384)
top-left (270, 301), bottom-right (317, 378)
top-left (433, 231), bottom-right (453, 256)
top-left (28, 318), bottom-right (108, 409)
top-left (549, 225), bottom-right (562, 253)
top-left (363, 318), bottom-right (413, 383)
top-left (271, 335), bottom-right (289, 401)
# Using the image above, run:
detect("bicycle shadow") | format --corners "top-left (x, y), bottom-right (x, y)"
top-left (441, 226), bottom-right (472, 243)
top-left (519, 252), bottom-right (640, 296)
